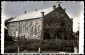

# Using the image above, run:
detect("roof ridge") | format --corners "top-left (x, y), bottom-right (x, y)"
top-left (10, 6), bottom-right (61, 22)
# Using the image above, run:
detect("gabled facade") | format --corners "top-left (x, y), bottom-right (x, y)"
top-left (43, 4), bottom-right (73, 40)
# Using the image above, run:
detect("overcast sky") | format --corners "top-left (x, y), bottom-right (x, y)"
top-left (1, 1), bottom-right (84, 33)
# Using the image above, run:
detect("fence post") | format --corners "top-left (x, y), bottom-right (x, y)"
top-left (74, 46), bottom-right (77, 53)
top-left (38, 47), bottom-right (41, 53)
top-left (18, 45), bottom-right (20, 53)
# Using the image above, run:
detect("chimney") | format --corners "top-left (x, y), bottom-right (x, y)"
top-left (64, 8), bottom-right (66, 11)
top-left (71, 18), bottom-right (73, 22)
top-left (35, 9), bottom-right (37, 12)
top-left (58, 4), bottom-right (61, 7)
top-left (24, 11), bottom-right (26, 14)
top-left (41, 11), bottom-right (45, 17)
top-left (52, 5), bottom-right (56, 10)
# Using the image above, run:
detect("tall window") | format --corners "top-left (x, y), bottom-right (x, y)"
top-left (30, 26), bottom-right (33, 36)
top-left (35, 21), bottom-right (40, 34)
top-left (28, 26), bottom-right (30, 33)
top-left (38, 25), bottom-right (40, 32)
top-left (29, 22), bottom-right (34, 36)
top-left (26, 25), bottom-right (28, 33)
top-left (23, 26), bottom-right (25, 33)
top-left (35, 24), bottom-right (37, 34)
top-left (21, 21), bottom-right (26, 33)
top-left (25, 21), bottom-right (28, 33)
top-left (22, 25), bottom-right (23, 33)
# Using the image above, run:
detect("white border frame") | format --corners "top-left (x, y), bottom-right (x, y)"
top-left (1, 1), bottom-right (84, 54)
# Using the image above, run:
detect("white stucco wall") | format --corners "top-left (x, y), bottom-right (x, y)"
top-left (8, 18), bottom-right (43, 40)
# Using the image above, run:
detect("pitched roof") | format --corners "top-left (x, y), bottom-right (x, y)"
top-left (10, 7), bottom-right (53, 22)
top-left (9, 4), bottom-right (70, 22)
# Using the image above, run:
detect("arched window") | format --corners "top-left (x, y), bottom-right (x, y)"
top-left (38, 25), bottom-right (40, 32)
top-left (30, 21), bottom-right (32, 27)
top-left (22, 25), bottom-right (23, 33)
top-left (11, 29), bottom-right (13, 36)
top-left (25, 21), bottom-right (28, 33)
top-left (35, 21), bottom-right (40, 34)
top-left (21, 21), bottom-right (26, 33)
top-left (26, 25), bottom-right (28, 33)
top-left (27, 26), bottom-right (30, 33)
top-left (29, 21), bottom-right (34, 36)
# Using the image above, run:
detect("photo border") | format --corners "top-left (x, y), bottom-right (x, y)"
top-left (1, 1), bottom-right (84, 54)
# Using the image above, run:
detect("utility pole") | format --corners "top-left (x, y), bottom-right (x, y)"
top-left (18, 21), bottom-right (20, 53)
top-left (15, 21), bottom-right (20, 53)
